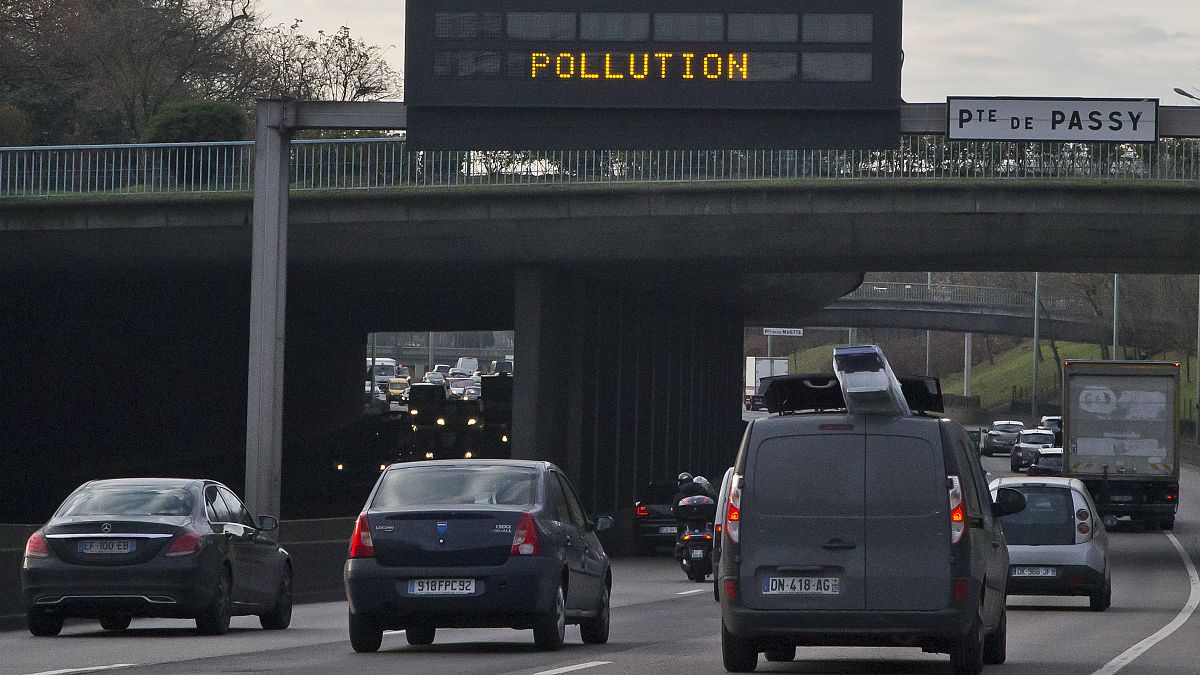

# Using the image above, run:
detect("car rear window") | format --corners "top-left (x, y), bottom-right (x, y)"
top-left (58, 487), bottom-right (194, 517)
top-left (640, 482), bottom-right (677, 504)
top-left (994, 423), bottom-right (1023, 433)
top-left (1022, 432), bottom-right (1055, 445)
top-left (997, 485), bottom-right (1075, 545)
top-left (373, 466), bottom-right (538, 508)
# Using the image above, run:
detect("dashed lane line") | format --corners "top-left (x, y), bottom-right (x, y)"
top-left (1091, 531), bottom-right (1200, 675)
top-left (26, 665), bottom-right (136, 675)
top-left (676, 589), bottom-right (708, 596)
top-left (531, 662), bottom-right (612, 675)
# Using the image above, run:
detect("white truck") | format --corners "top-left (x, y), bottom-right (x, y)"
top-left (743, 357), bottom-right (788, 411)
top-left (1062, 360), bottom-right (1181, 529)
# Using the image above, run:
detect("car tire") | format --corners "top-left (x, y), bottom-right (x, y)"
top-left (195, 568), bottom-right (232, 636)
top-left (1010, 457), bottom-right (1021, 473)
top-left (714, 579), bottom-right (720, 602)
top-left (259, 566), bottom-right (293, 630)
top-left (27, 609), bottom-right (64, 637)
top-left (348, 610), bottom-right (383, 653)
top-left (721, 620), bottom-right (758, 672)
top-left (983, 608), bottom-right (1006, 665)
top-left (1090, 579), bottom-right (1112, 612)
top-left (533, 583), bottom-right (566, 651)
top-left (1161, 516), bottom-right (1176, 531)
top-left (405, 622), bottom-right (436, 645)
top-left (764, 647), bottom-right (796, 662)
top-left (580, 585), bottom-right (610, 645)
top-left (949, 610), bottom-right (985, 675)
top-left (99, 615), bottom-right (132, 631)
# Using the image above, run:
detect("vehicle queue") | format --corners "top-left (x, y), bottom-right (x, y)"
top-left (19, 347), bottom-right (1175, 674)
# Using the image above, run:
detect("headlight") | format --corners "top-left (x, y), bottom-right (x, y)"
top-left (336, 463), bottom-right (345, 471)
top-left (436, 418), bottom-right (446, 426)
top-left (410, 409), bottom-right (419, 415)
top-left (468, 418), bottom-right (477, 426)
top-left (464, 451), bottom-right (473, 459)
top-left (425, 451), bottom-right (434, 459)
top-left (501, 435), bottom-right (508, 443)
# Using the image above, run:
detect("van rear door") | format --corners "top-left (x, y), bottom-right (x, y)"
top-left (863, 432), bottom-right (951, 610)
top-left (740, 432), bottom-right (866, 611)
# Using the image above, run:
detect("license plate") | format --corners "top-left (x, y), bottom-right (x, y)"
top-left (658, 526), bottom-right (677, 534)
top-left (763, 577), bottom-right (840, 595)
top-left (1109, 495), bottom-right (1133, 503)
top-left (78, 539), bottom-right (136, 554)
top-left (690, 549), bottom-right (706, 559)
top-left (1011, 566), bottom-right (1057, 577)
top-left (408, 578), bottom-right (475, 595)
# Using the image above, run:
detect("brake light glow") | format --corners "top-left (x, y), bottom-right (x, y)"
top-left (952, 579), bottom-right (969, 602)
top-left (511, 512), bottom-right (540, 556)
top-left (725, 473), bottom-right (743, 545)
top-left (724, 578), bottom-right (738, 600)
top-left (948, 475), bottom-right (967, 544)
top-left (165, 529), bottom-right (203, 557)
top-left (24, 531), bottom-right (50, 559)
top-left (349, 513), bottom-right (375, 558)
top-left (635, 504), bottom-right (649, 517)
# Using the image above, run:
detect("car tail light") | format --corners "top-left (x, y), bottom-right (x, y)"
top-left (952, 579), bottom-right (970, 602)
top-left (1076, 509), bottom-right (1090, 521)
top-left (511, 512), bottom-right (540, 556)
top-left (349, 513), bottom-right (375, 558)
top-left (635, 504), bottom-right (649, 517)
top-left (948, 475), bottom-right (966, 544)
top-left (725, 473), bottom-right (743, 545)
top-left (24, 531), bottom-right (50, 559)
top-left (724, 578), bottom-right (738, 600)
top-left (165, 529), bottom-right (203, 557)
top-left (1077, 522), bottom-right (1091, 536)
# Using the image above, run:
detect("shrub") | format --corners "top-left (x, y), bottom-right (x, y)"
top-left (142, 101), bottom-right (248, 143)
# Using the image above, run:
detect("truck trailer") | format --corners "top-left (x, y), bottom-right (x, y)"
top-left (1062, 360), bottom-right (1181, 529)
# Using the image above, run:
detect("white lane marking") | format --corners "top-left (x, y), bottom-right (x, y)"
top-left (1091, 531), bottom-right (1200, 675)
top-left (26, 665), bottom-right (136, 675)
top-left (383, 629), bottom-right (407, 635)
top-left (676, 589), bottom-right (707, 596)
top-left (532, 662), bottom-right (611, 675)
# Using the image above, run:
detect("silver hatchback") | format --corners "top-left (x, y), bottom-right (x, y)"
top-left (990, 477), bottom-right (1110, 611)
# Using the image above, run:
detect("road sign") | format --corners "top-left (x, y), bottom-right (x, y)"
top-left (947, 97), bottom-right (1159, 143)
top-left (764, 328), bottom-right (804, 337)
top-left (405, 0), bottom-right (902, 149)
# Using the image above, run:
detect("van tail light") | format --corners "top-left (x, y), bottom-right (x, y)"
top-left (25, 531), bottom-right (50, 559)
top-left (725, 473), bottom-right (743, 545)
top-left (723, 578), bottom-right (738, 601)
top-left (349, 513), bottom-right (375, 558)
top-left (635, 503), bottom-right (649, 517)
top-left (948, 475), bottom-right (966, 545)
top-left (952, 578), bottom-right (970, 602)
top-left (165, 528), bottom-right (203, 557)
top-left (511, 512), bottom-right (540, 556)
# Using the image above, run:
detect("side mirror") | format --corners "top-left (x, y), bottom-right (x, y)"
top-left (992, 488), bottom-right (1027, 518)
top-left (591, 515), bottom-right (614, 532)
top-left (258, 515), bottom-right (279, 532)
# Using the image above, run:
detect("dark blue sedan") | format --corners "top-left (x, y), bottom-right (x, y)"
top-left (344, 460), bottom-right (612, 652)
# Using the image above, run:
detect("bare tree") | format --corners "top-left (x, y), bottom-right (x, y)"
top-left (259, 21), bottom-right (402, 102)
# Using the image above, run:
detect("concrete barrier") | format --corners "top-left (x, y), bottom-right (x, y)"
top-left (1, 518), bottom-right (355, 631)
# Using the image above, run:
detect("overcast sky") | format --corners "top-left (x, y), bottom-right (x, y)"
top-left (259, 0), bottom-right (1200, 103)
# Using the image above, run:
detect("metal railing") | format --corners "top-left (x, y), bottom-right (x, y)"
top-left (842, 282), bottom-right (1073, 314)
top-left (3, 135), bottom-right (1200, 199)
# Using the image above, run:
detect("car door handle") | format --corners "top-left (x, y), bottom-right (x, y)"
top-left (821, 538), bottom-right (857, 551)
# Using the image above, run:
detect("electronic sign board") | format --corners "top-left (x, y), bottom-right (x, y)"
top-left (405, 1), bottom-right (903, 149)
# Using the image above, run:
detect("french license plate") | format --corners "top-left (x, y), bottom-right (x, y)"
top-left (408, 578), bottom-right (475, 595)
top-left (658, 526), bottom-right (677, 534)
top-left (690, 549), bottom-right (706, 559)
top-left (763, 577), bottom-right (840, 595)
top-left (1011, 566), bottom-right (1057, 577)
top-left (78, 539), bottom-right (135, 554)
top-left (1109, 495), bottom-right (1133, 503)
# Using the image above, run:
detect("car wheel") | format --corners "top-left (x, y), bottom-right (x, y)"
top-left (195, 568), bottom-right (232, 635)
top-left (714, 579), bottom-right (720, 602)
top-left (1161, 516), bottom-right (1176, 531)
top-left (1090, 579), bottom-right (1112, 612)
top-left (1010, 457), bottom-right (1021, 473)
top-left (99, 615), bottom-right (132, 631)
top-left (348, 610), bottom-right (383, 653)
top-left (721, 620), bottom-right (758, 672)
top-left (259, 566), bottom-right (293, 630)
top-left (983, 607), bottom-right (1006, 665)
top-left (27, 609), bottom-right (64, 637)
top-left (533, 583), bottom-right (566, 650)
top-left (580, 585), bottom-right (610, 645)
top-left (405, 622), bottom-right (436, 645)
top-left (764, 647), bottom-right (796, 662)
top-left (949, 609), bottom-right (984, 675)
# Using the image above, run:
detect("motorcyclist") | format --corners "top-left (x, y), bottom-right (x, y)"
top-left (673, 473), bottom-right (717, 557)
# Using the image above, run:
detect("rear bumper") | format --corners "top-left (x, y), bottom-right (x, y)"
top-left (344, 556), bottom-right (561, 629)
top-left (1006, 565), bottom-right (1105, 596)
top-left (722, 601), bottom-right (975, 647)
top-left (22, 554), bottom-right (219, 618)
top-left (633, 519), bottom-right (677, 545)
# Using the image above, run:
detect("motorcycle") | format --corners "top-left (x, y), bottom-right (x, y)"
top-left (674, 494), bottom-right (717, 582)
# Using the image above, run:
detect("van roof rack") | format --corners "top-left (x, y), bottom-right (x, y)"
top-left (762, 373), bottom-right (944, 415)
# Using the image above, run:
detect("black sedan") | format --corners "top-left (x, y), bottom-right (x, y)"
top-left (23, 478), bottom-right (292, 636)
top-left (344, 460), bottom-right (612, 652)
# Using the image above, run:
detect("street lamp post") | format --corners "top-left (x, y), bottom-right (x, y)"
top-left (1112, 274), bottom-right (1120, 359)
top-left (926, 272), bottom-right (933, 376)
top-left (1032, 273), bottom-right (1040, 421)
top-left (1175, 87), bottom-right (1200, 440)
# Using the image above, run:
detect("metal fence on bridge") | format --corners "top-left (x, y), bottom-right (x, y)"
top-left (844, 282), bottom-right (1074, 315)
top-left (3, 135), bottom-right (1200, 199)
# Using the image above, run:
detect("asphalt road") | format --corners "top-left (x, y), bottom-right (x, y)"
top-left (7, 458), bottom-right (1200, 675)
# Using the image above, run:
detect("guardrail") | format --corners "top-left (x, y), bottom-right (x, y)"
top-left (843, 282), bottom-right (1073, 314)
top-left (3, 135), bottom-right (1199, 198)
